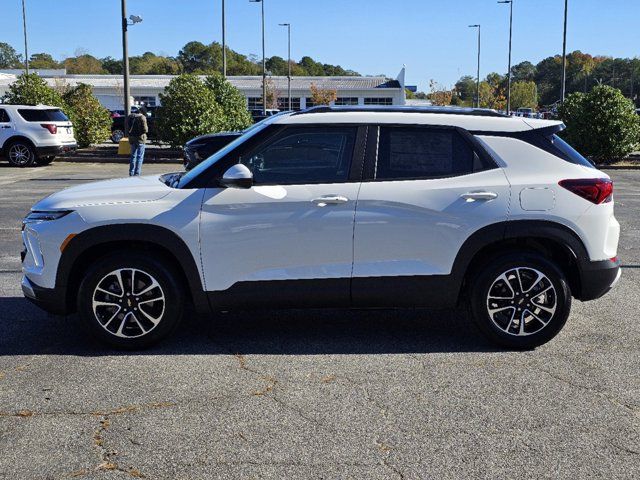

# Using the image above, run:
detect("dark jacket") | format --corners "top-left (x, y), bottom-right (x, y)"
top-left (128, 113), bottom-right (148, 145)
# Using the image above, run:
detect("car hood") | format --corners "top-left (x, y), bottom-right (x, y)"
top-left (32, 175), bottom-right (172, 211)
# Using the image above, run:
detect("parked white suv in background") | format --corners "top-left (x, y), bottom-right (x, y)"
top-left (0, 104), bottom-right (77, 167)
top-left (21, 106), bottom-right (620, 349)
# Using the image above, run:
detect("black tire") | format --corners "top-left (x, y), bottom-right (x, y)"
top-left (111, 129), bottom-right (125, 143)
top-left (469, 252), bottom-right (571, 349)
top-left (36, 156), bottom-right (55, 166)
top-left (6, 140), bottom-right (36, 167)
top-left (77, 252), bottom-right (184, 349)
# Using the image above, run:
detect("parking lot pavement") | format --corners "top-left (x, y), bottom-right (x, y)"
top-left (0, 162), bottom-right (638, 479)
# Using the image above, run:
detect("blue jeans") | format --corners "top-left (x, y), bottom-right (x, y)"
top-left (129, 142), bottom-right (145, 176)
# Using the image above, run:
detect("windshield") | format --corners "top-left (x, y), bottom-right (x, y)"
top-left (550, 134), bottom-right (595, 168)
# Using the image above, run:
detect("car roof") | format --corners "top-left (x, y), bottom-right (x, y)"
top-left (274, 106), bottom-right (563, 133)
top-left (0, 104), bottom-right (63, 110)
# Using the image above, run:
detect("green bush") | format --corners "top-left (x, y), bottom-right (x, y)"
top-left (204, 73), bottom-right (252, 131)
top-left (558, 85), bottom-right (640, 163)
top-left (62, 84), bottom-right (112, 148)
top-left (157, 74), bottom-right (223, 147)
top-left (2, 73), bottom-right (65, 107)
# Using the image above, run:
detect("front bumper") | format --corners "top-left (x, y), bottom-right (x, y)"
top-left (22, 275), bottom-right (68, 315)
top-left (36, 143), bottom-right (78, 157)
top-left (578, 257), bottom-right (621, 301)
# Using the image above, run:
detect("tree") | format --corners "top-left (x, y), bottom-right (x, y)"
top-left (157, 74), bottom-right (224, 147)
top-left (454, 75), bottom-right (477, 105)
top-left (558, 85), bottom-right (640, 162)
top-left (204, 73), bottom-right (252, 131)
top-left (428, 79), bottom-right (453, 106)
top-left (29, 53), bottom-right (61, 69)
top-left (62, 84), bottom-right (111, 147)
top-left (510, 81), bottom-right (538, 110)
top-left (478, 81), bottom-right (506, 110)
top-left (64, 54), bottom-right (105, 74)
top-left (266, 56), bottom-right (287, 76)
top-left (100, 57), bottom-right (123, 74)
top-left (263, 77), bottom-right (279, 109)
top-left (0, 42), bottom-right (22, 68)
top-left (510, 61), bottom-right (536, 82)
top-left (309, 83), bottom-right (337, 106)
top-left (2, 73), bottom-right (65, 107)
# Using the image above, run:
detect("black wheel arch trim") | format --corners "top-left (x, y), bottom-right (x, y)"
top-left (56, 223), bottom-right (210, 315)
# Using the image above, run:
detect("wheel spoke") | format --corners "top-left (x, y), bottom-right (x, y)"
top-left (96, 286), bottom-right (123, 298)
top-left (137, 306), bottom-right (162, 325)
top-left (523, 271), bottom-right (545, 293)
top-left (489, 272), bottom-right (516, 299)
top-left (135, 277), bottom-right (160, 296)
top-left (93, 300), bottom-right (120, 308)
top-left (102, 307), bottom-right (122, 328)
top-left (138, 295), bottom-right (164, 305)
top-left (525, 308), bottom-right (549, 326)
top-left (530, 300), bottom-right (555, 314)
top-left (130, 312), bottom-right (147, 334)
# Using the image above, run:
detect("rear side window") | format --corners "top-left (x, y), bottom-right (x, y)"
top-left (549, 134), bottom-right (595, 168)
top-left (376, 127), bottom-right (475, 180)
top-left (18, 109), bottom-right (69, 122)
top-left (0, 109), bottom-right (10, 122)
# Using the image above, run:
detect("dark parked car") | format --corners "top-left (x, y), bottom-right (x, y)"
top-left (110, 106), bottom-right (159, 143)
top-left (250, 108), bottom-right (280, 123)
top-left (183, 131), bottom-right (242, 170)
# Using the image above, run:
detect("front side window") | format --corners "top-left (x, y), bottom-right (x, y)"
top-left (376, 127), bottom-right (475, 180)
top-left (242, 127), bottom-right (356, 185)
top-left (18, 109), bottom-right (69, 122)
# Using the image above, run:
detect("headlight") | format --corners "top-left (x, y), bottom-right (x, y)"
top-left (23, 210), bottom-right (73, 226)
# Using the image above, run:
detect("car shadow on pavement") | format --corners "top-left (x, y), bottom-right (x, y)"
top-left (0, 297), bottom-right (501, 356)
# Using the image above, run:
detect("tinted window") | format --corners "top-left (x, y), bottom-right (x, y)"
top-left (549, 134), bottom-right (595, 168)
top-left (242, 127), bottom-right (356, 185)
top-left (376, 127), bottom-right (475, 180)
top-left (0, 109), bottom-right (9, 122)
top-left (18, 109), bottom-right (69, 122)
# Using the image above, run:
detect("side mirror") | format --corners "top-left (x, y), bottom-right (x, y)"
top-left (220, 164), bottom-right (253, 189)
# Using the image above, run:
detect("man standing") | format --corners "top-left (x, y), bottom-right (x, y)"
top-left (127, 105), bottom-right (148, 176)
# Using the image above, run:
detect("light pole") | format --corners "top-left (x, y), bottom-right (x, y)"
top-left (498, 0), bottom-right (513, 114)
top-left (121, 0), bottom-right (143, 134)
top-left (469, 24), bottom-right (481, 108)
top-left (222, 0), bottom-right (226, 77)
top-left (250, 0), bottom-right (267, 116)
top-left (279, 23), bottom-right (291, 111)
top-left (21, 0), bottom-right (29, 75)
top-left (561, 0), bottom-right (568, 102)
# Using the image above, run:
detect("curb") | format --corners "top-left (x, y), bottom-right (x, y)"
top-left (597, 165), bottom-right (640, 170)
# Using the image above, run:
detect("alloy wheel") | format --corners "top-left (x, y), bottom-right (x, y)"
top-left (486, 267), bottom-right (557, 336)
top-left (92, 268), bottom-right (166, 338)
top-left (8, 144), bottom-right (33, 166)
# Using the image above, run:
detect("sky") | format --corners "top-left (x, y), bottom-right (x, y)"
top-left (1, 0), bottom-right (638, 91)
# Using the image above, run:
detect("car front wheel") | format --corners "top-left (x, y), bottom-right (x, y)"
top-left (111, 129), bottom-right (125, 143)
top-left (78, 253), bottom-right (184, 349)
top-left (469, 253), bottom-right (571, 349)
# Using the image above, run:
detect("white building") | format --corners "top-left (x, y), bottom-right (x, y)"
top-left (0, 68), bottom-right (406, 111)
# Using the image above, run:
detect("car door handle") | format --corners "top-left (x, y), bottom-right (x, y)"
top-left (311, 195), bottom-right (349, 206)
top-left (460, 191), bottom-right (498, 201)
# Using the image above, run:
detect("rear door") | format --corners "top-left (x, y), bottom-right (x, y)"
top-left (352, 125), bottom-right (511, 306)
top-left (0, 108), bottom-right (14, 149)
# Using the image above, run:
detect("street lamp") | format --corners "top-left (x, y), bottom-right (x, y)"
top-left (121, 0), bottom-right (143, 134)
top-left (561, 0), bottom-right (569, 102)
top-left (222, 0), bottom-right (226, 77)
top-left (468, 24), bottom-right (481, 108)
top-left (279, 23), bottom-right (291, 111)
top-left (498, 0), bottom-right (513, 114)
top-left (250, 0), bottom-right (267, 116)
top-left (21, 0), bottom-right (29, 75)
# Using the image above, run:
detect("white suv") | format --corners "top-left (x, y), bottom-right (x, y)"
top-left (0, 104), bottom-right (77, 167)
top-left (21, 106), bottom-right (621, 349)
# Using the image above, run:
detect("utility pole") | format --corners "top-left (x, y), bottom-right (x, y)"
top-left (222, 0), bottom-right (227, 77)
top-left (561, 0), bottom-right (568, 102)
top-left (499, 1), bottom-right (513, 114)
top-left (250, 0), bottom-right (267, 115)
top-left (21, 0), bottom-right (29, 75)
top-left (469, 25), bottom-right (481, 108)
top-left (279, 23), bottom-right (291, 110)
top-left (121, 0), bottom-right (131, 134)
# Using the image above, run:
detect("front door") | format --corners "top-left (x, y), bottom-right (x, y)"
top-left (0, 108), bottom-right (14, 150)
top-left (352, 125), bottom-right (511, 307)
top-left (200, 125), bottom-right (365, 308)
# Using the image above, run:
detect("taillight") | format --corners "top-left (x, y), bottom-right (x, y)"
top-left (558, 178), bottom-right (613, 204)
top-left (40, 124), bottom-right (57, 134)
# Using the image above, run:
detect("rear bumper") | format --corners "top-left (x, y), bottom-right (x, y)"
top-left (578, 257), bottom-right (621, 301)
top-left (36, 143), bottom-right (77, 157)
top-left (22, 276), bottom-right (68, 315)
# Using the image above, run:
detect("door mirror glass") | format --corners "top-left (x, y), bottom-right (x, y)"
top-left (221, 163), bottom-right (253, 189)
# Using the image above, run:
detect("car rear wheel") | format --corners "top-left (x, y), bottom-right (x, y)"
top-left (111, 129), bottom-right (125, 143)
top-left (469, 252), bottom-right (571, 349)
top-left (78, 253), bottom-right (184, 349)
top-left (7, 141), bottom-right (36, 167)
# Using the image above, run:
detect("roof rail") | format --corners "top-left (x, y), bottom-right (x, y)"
top-left (294, 105), bottom-right (509, 118)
